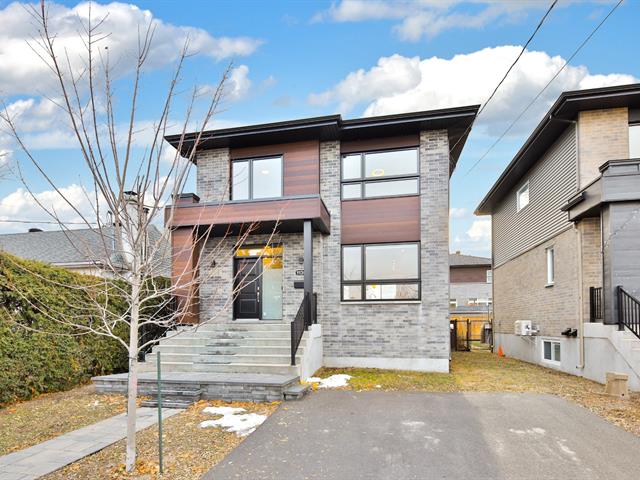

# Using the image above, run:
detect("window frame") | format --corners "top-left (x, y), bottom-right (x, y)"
top-left (340, 147), bottom-right (420, 201)
top-left (542, 339), bottom-right (561, 365)
top-left (230, 155), bottom-right (284, 201)
top-left (630, 123), bottom-right (640, 159)
top-left (341, 241), bottom-right (421, 302)
top-left (516, 181), bottom-right (530, 212)
top-left (486, 269), bottom-right (492, 284)
top-left (546, 246), bottom-right (555, 286)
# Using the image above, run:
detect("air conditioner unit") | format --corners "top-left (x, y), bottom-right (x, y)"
top-left (515, 320), bottom-right (533, 336)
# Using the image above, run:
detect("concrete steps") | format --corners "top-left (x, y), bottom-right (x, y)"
top-left (140, 322), bottom-right (306, 377)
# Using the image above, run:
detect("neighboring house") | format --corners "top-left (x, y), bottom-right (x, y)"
top-left (0, 194), bottom-right (171, 279)
top-left (476, 83), bottom-right (640, 390)
top-left (449, 251), bottom-right (492, 309)
top-left (151, 106), bottom-right (479, 379)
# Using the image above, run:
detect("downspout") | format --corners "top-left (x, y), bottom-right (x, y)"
top-left (553, 116), bottom-right (585, 369)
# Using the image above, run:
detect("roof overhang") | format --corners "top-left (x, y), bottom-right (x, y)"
top-left (165, 105), bottom-right (480, 175)
top-left (476, 83), bottom-right (640, 215)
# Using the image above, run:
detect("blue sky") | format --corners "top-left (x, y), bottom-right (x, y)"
top-left (0, 0), bottom-right (638, 257)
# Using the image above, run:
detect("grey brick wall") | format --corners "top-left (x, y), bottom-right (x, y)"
top-left (196, 148), bottom-right (230, 202)
top-left (318, 131), bottom-right (451, 364)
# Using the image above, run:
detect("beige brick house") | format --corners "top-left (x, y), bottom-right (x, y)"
top-left (476, 84), bottom-right (640, 390)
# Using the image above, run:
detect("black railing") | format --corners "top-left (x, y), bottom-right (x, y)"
top-left (589, 287), bottom-right (603, 322)
top-left (617, 286), bottom-right (640, 339)
top-left (290, 292), bottom-right (317, 366)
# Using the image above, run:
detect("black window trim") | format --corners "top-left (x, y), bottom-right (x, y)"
top-left (341, 241), bottom-right (421, 302)
top-left (230, 155), bottom-right (284, 201)
top-left (340, 147), bottom-right (420, 201)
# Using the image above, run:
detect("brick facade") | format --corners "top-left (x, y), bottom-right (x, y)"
top-left (578, 107), bottom-right (629, 189)
top-left (493, 227), bottom-right (580, 336)
top-left (450, 266), bottom-right (490, 283)
top-left (192, 130), bottom-right (452, 371)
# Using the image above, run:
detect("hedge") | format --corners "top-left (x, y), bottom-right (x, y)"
top-left (0, 252), bottom-right (170, 406)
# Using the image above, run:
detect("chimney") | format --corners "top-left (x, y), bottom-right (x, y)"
top-left (28, 228), bottom-right (43, 233)
top-left (455, 250), bottom-right (461, 255)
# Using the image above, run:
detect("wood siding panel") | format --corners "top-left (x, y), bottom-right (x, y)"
top-left (340, 134), bottom-right (420, 154)
top-left (167, 197), bottom-right (330, 233)
top-left (230, 140), bottom-right (320, 196)
top-left (341, 196), bottom-right (420, 244)
top-left (492, 125), bottom-right (577, 267)
top-left (450, 266), bottom-right (490, 283)
top-left (171, 228), bottom-right (200, 324)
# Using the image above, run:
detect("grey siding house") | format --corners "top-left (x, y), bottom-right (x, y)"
top-left (141, 106), bottom-right (479, 384)
top-left (476, 84), bottom-right (640, 390)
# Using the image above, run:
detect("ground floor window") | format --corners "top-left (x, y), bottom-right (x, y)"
top-left (341, 242), bottom-right (420, 301)
top-left (542, 340), bottom-right (561, 365)
top-left (234, 245), bottom-right (283, 320)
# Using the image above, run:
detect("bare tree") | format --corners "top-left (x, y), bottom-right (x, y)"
top-left (0, 1), bottom-right (280, 472)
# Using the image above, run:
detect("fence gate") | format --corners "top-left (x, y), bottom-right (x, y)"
top-left (450, 319), bottom-right (492, 352)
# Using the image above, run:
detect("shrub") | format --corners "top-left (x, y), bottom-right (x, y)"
top-left (0, 252), bottom-right (169, 406)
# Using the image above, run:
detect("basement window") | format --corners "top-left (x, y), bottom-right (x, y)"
top-left (542, 340), bottom-right (561, 365)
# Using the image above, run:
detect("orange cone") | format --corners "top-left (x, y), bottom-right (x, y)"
top-left (497, 345), bottom-right (505, 357)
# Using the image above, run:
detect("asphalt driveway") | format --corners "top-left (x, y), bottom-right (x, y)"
top-left (204, 391), bottom-right (640, 480)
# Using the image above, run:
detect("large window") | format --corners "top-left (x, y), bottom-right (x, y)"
top-left (341, 148), bottom-right (419, 200)
top-left (341, 242), bottom-right (420, 301)
top-left (231, 156), bottom-right (283, 201)
top-left (630, 124), bottom-right (640, 158)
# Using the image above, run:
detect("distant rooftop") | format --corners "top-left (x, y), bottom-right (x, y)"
top-left (449, 252), bottom-right (491, 267)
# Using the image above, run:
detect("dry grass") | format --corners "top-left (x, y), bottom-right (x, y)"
top-left (43, 399), bottom-right (279, 480)
top-left (0, 385), bottom-right (126, 455)
top-left (317, 350), bottom-right (640, 437)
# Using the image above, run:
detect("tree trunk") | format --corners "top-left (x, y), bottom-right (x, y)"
top-left (125, 279), bottom-right (141, 472)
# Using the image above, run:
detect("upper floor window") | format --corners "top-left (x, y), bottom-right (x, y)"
top-left (630, 123), bottom-right (640, 158)
top-left (341, 242), bottom-right (420, 301)
top-left (231, 156), bottom-right (283, 201)
top-left (341, 148), bottom-right (419, 200)
top-left (546, 246), bottom-right (555, 286)
top-left (516, 181), bottom-right (529, 212)
top-left (486, 269), bottom-right (492, 283)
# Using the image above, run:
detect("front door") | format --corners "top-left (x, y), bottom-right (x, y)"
top-left (233, 258), bottom-right (262, 319)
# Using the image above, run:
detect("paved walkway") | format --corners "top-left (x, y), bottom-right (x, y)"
top-left (0, 407), bottom-right (181, 480)
top-left (205, 391), bottom-right (640, 480)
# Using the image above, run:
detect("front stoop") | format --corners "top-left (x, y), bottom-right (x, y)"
top-left (93, 372), bottom-right (304, 403)
top-left (283, 383), bottom-right (310, 401)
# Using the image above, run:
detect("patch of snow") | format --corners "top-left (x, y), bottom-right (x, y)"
top-left (509, 427), bottom-right (546, 436)
top-left (306, 374), bottom-right (352, 388)
top-left (200, 407), bottom-right (267, 436)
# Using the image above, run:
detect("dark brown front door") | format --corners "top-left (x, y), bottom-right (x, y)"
top-left (233, 258), bottom-right (262, 319)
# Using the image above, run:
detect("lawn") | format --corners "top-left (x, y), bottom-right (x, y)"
top-left (0, 385), bottom-right (126, 455)
top-left (43, 400), bottom-right (279, 480)
top-left (317, 350), bottom-right (640, 437)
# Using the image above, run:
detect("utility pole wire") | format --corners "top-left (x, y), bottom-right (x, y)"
top-left (464, 0), bottom-right (624, 176)
top-left (449, 0), bottom-right (558, 157)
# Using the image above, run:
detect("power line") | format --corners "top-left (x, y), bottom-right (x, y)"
top-left (464, 0), bottom-right (624, 176)
top-left (0, 219), bottom-right (98, 225)
top-left (449, 0), bottom-right (558, 156)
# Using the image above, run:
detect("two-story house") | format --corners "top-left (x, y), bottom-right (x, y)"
top-left (131, 106), bottom-right (479, 398)
top-left (476, 83), bottom-right (640, 390)
top-left (449, 251), bottom-right (492, 309)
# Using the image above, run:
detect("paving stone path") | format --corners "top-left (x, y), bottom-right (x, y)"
top-left (0, 407), bottom-right (182, 480)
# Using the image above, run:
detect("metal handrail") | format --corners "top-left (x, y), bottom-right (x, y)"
top-left (589, 286), bottom-right (603, 322)
top-left (617, 286), bottom-right (640, 339)
top-left (290, 292), bottom-right (317, 365)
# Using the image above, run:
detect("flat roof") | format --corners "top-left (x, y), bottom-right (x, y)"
top-left (475, 83), bottom-right (640, 215)
top-left (165, 105), bottom-right (480, 174)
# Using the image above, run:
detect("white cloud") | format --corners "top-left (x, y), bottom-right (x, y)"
top-left (226, 65), bottom-right (252, 101)
top-left (310, 46), bottom-right (637, 135)
top-left (308, 54), bottom-right (422, 112)
top-left (0, 1), bottom-right (262, 96)
top-left (449, 207), bottom-right (468, 219)
top-left (466, 219), bottom-right (491, 243)
top-left (313, 0), bottom-right (546, 41)
top-left (0, 184), bottom-right (99, 233)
